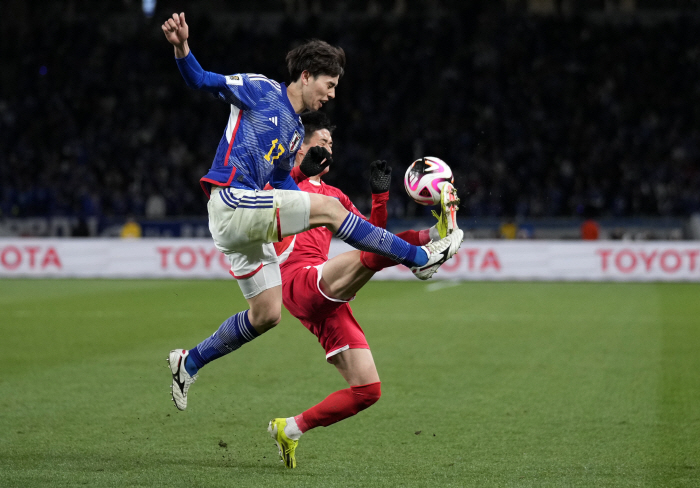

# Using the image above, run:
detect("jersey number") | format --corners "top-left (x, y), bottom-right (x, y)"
top-left (264, 139), bottom-right (286, 164)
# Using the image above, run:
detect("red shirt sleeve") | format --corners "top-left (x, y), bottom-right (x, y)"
top-left (337, 190), bottom-right (389, 227)
top-left (290, 166), bottom-right (308, 185)
top-left (369, 191), bottom-right (389, 228)
top-left (337, 191), bottom-right (367, 221)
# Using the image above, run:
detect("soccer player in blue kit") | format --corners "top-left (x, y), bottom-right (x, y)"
top-left (162, 12), bottom-right (463, 411)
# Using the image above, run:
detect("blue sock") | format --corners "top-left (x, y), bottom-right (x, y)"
top-left (187, 310), bottom-right (259, 371)
top-left (336, 213), bottom-right (428, 267)
top-left (184, 355), bottom-right (199, 376)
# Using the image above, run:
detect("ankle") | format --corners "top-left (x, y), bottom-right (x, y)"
top-left (184, 354), bottom-right (199, 376)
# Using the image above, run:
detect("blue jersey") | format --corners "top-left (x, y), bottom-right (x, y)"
top-left (176, 52), bottom-right (304, 197)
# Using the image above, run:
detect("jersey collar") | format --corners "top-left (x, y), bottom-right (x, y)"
top-left (280, 83), bottom-right (298, 114)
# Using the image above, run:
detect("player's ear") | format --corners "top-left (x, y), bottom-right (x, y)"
top-left (295, 147), bottom-right (307, 164)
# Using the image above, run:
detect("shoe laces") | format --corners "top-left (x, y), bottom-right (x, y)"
top-left (425, 233), bottom-right (453, 254)
top-left (181, 368), bottom-right (197, 385)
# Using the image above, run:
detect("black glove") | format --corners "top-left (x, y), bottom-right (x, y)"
top-left (299, 146), bottom-right (333, 177)
top-left (369, 160), bottom-right (392, 194)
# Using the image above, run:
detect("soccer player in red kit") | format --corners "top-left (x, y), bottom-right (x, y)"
top-left (266, 112), bottom-right (459, 468)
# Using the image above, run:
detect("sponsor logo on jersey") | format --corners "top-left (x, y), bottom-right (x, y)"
top-left (268, 116), bottom-right (278, 126)
top-left (226, 75), bottom-right (243, 86)
top-left (289, 130), bottom-right (301, 152)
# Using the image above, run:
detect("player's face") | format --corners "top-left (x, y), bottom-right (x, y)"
top-left (302, 73), bottom-right (339, 111)
top-left (296, 129), bottom-right (333, 177)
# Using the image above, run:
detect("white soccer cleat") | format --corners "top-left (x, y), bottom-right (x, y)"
top-left (411, 228), bottom-right (464, 280)
top-left (168, 349), bottom-right (197, 410)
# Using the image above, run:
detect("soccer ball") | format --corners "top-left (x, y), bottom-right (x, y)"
top-left (403, 156), bottom-right (454, 206)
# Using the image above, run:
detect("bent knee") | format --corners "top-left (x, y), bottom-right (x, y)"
top-left (262, 312), bottom-right (282, 327)
top-left (309, 194), bottom-right (347, 230)
top-left (351, 381), bottom-right (382, 410)
top-left (248, 310), bottom-right (282, 332)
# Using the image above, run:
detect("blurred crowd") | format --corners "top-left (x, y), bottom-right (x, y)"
top-left (1, 2), bottom-right (699, 221)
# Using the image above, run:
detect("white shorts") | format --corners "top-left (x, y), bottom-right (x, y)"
top-left (208, 186), bottom-right (311, 280)
top-left (238, 261), bottom-right (282, 300)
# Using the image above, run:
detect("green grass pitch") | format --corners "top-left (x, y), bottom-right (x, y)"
top-left (1, 279), bottom-right (699, 487)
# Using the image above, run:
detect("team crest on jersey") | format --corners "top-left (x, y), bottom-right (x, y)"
top-left (289, 131), bottom-right (301, 152)
top-left (226, 75), bottom-right (243, 86)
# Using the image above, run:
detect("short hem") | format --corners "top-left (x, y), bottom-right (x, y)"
top-left (229, 263), bottom-right (264, 280)
top-left (315, 262), bottom-right (355, 303)
top-left (238, 262), bottom-right (282, 299)
top-left (325, 344), bottom-right (370, 362)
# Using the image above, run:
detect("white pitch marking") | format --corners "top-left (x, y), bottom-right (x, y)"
top-left (426, 281), bottom-right (461, 292)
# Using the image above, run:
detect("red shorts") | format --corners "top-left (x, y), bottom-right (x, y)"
top-left (282, 262), bottom-right (369, 361)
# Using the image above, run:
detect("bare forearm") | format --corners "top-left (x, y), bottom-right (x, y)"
top-left (173, 40), bottom-right (190, 59)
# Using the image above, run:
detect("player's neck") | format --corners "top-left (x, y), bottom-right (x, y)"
top-left (309, 175), bottom-right (322, 184)
top-left (286, 82), bottom-right (305, 114)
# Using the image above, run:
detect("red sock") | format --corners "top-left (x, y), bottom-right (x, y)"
top-left (360, 229), bottom-right (431, 271)
top-left (294, 382), bottom-right (381, 433)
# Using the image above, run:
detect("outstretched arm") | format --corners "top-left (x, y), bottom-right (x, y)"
top-left (162, 12), bottom-right (228, 94)
top-left (368, 160), bottom-right (391, 227)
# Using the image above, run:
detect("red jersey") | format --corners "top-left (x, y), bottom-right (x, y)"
top-left (271, 167), bottom-right (389, 274)
top-left (266, 167), bottom-right (390, 356)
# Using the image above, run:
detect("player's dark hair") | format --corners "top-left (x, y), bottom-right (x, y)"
top-left (301, 111), bottom-right (336, 136)
top-left (286, 39), bottom-right (346, 82)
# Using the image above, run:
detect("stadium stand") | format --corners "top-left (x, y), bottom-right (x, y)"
top-left (1, 1), bottom-right (698, 237)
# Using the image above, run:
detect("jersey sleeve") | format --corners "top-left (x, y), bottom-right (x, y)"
top-left (289, 166), bottom-right (308, 185)
top-left (217, 73), bottom-right (265, 110)
top-left (369, 191), bottom-right (389, 228)
top-left (338, 192), bottom-right (367, 221)
top-left (175, 51), bottom-right (227, 93)
top-left (175, 52), bottom-right (263, 110)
